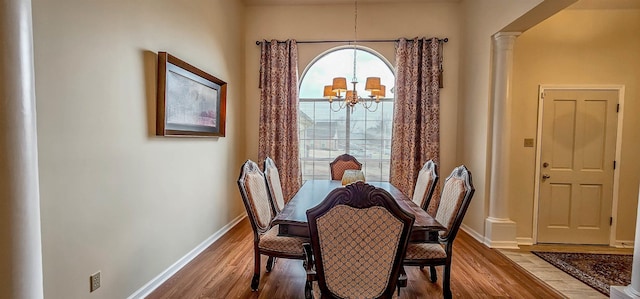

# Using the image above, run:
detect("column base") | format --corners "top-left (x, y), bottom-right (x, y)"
top-left (611, 286), bottom-right (640, 298)
top-left (484, 217), bottom-right (519, 249)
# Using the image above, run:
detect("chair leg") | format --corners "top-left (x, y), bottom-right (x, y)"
top-left (429, 266), bottom-right (437, 282)
top-left (251, 243), bottom-right (261, 291)
top-left (397, 266), bottom-right (407, 296)
top-left (302, 244), bottom-right (315, 299)
top-left (443, 263), bottom-right (452, 299)
top-left (266, 256), bottom-right (275, 272)
top-left (251, 273), bottom-right (260, 292)
top-left (305, 280), bottom-right (314, 299)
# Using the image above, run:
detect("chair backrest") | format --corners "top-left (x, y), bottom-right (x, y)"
top-left (329, 154), bottom-right (362, 180)
top-left (237, 160), bottom-right (273, 235)
top-left (263, 157), bottom-right (285, 214)
top-left (411, 160), bottom-right (439, 213)
top-left (434, 165), bottom-right (475, 242)
top-left (306, 181), bottom-right (415, 299)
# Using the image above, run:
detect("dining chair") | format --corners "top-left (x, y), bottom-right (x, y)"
top-left (303, 181), bottom-right (415, 299)
top-left (410, 160), bottom-right (440, 278)
top-left (237, 160), bottom-right (308, 291)
top-left (412, 160), bottom-right (439, 214)
top-left (329, 153), bottom-right (362, 180)
top-left (403, 165), bottom-right (475, 299)
top-left (264, 156), bottom-right (285, 215)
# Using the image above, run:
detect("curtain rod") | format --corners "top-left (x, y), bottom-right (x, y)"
top-left (255, 37), bottom-right (448, 45)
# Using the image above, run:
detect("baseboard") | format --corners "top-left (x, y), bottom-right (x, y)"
top-left (484, 239), bottom-right (520, 249)
top-left (460, 223), bottom-right (486, 245)
top-left (483, 217), bottom-right (519, 249)
top-left (458, 224), bottom-right (526, 249)
top-left (510, 238), bottom-right (632, 248)
top-left (610, 285), bottom-right (640, 298)
top-left (516, 237), bottom-right (534, 246)
top-left (127, 214), bottom-right (247, 299)
top-left (613, 240), bottom-right (634, 249)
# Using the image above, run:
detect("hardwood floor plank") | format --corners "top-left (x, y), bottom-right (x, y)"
top-left (148, 219), bottom-right (563, 298)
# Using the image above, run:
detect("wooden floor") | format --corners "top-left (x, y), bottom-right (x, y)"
top-left (148, 219), bottom-right (563, 298)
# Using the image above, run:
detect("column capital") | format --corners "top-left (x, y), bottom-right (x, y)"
top-left (493, 32), bottom-right (521, 51)
top-left (494, 32), bottom-right (521, 39)
top-left (493, 32), bottom-right (522, 39)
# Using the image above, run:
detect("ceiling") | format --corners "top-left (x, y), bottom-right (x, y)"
top-left (243, 0), bottom-right (457, 5)
top-left (244, 0), bottom-right (640, 8)
top-left (568, 0), bottom-right (640, 9)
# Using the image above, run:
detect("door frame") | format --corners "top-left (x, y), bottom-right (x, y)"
top-left (532, 84), bottom-right (625, 246)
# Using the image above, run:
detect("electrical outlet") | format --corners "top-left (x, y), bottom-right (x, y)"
top-left (90, 271), bottom-right (101, 292)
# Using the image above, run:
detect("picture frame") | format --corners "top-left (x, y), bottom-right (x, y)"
top-left (156, 52), bottom-right (227, 137)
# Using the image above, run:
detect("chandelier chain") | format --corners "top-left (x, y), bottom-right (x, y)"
top-left (352, 0), bottom-right (358, 84)
top-left (324, 0), bottom-right (382, 113)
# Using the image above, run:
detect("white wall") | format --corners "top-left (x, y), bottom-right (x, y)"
top-left (510, 8), bottom-right (640, 241)
top-left (32, 0), bottom-right (246, 297)
top-left (245, 1), bottom-right (462, 182)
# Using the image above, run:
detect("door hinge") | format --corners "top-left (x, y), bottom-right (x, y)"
top-left (613, 160), bottom-right (616, 169)
top-left (541, 92), bottom-right (545, 99)
top-left (610, 217), bottom-right (613, 226)
top-left (617, 104), bottom-right (620, 112)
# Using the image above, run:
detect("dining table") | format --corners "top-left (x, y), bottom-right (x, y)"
top-left (272, 180), bottom-right (445, 242)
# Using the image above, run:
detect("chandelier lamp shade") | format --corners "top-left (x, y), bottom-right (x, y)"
top-left (323, 0), bottom-right (386, 112)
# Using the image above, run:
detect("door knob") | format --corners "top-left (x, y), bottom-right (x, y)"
top-left (542, 174), bottom-right (551, 179)
top-left (543, 162), bottom-right (549, 168)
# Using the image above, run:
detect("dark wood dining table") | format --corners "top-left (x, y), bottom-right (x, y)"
top-left (272, 180), bottom-right (445, 242)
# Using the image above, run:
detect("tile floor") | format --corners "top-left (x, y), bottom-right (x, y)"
top-left (498, 249), bottom-right (606, 298)
top-left (499, 244), bottom-right (633, 299)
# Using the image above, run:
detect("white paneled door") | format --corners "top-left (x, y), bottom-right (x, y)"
top-left (537, 89), bottom-right (618, 244)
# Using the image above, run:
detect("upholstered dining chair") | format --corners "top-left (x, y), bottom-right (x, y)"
top-left (237, 160), bottom-right (308, 291)
top-left (412, 160), bottom-right (439, 214)
top-left (410, 160), bottom-right (440, 278)
top-left (329, 153), bottom-right (362, 180)
top-left (303, 181), bottom-right (415, 299)
top-left (264, 156), bottom-right (286, 215)
top-left (403, 165), bottom-right (475, 299)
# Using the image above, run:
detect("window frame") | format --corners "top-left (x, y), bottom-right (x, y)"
top-left (298, 45), bottom-right (395, 182)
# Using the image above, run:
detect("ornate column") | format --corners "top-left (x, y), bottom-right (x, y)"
top-left (610, 186), bottom-right (640, 298)
top-left (484, 32), bottom-right (520, 249)
top-left (0, 0), bottom-right (44, 297)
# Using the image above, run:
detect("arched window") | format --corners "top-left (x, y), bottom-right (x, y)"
top-left (299, 47), bottom-right (395, 181)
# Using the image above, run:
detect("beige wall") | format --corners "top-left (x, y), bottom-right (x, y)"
top-left (244, 0), bottom-right (561, 241)
top-left (510, 8), bottom-right (640, 241)
top-left (26, 0), bottom-right (632, 297)
top-left (32, 0), bottom-right (246, 297)
top-left (457, 0), bottom-right (544, 236)
top-left (245, 2), bottom-right (462, 179)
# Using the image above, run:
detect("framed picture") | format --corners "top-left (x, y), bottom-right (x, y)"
top-left (157, 52), bottom-right (227, 137)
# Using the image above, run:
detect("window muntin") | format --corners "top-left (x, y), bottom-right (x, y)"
top-left (299, 47), bottom-right (394, 182)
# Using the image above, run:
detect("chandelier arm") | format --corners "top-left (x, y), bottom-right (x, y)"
top-left (330, 98), bottom-right (349, 112)
top-left (329, 101), bottom-right (342, 112)
top-left (360, 97), bottom-right (372, 109)
top-left (362, 100), bottom-right (379, 112)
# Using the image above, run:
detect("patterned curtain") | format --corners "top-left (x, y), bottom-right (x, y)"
top-left (258, 40), bottom-right (301, 202)
top-left (390, 37), bottom-right (442, 203)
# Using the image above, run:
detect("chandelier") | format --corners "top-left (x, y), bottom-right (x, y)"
top-left (323, 0), bottom-right (386, 112)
